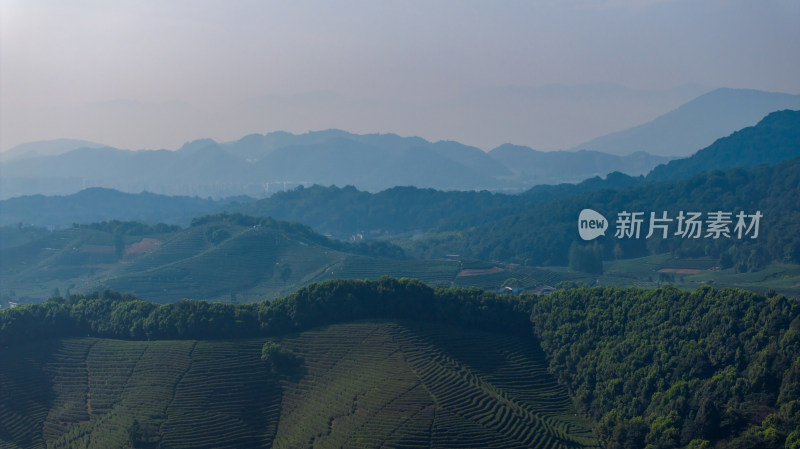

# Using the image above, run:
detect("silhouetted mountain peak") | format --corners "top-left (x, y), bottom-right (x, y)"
top-left (178, 138), bottom-right (218, 153)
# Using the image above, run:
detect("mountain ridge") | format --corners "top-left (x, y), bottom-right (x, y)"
top-left (0, 130), bottom-right (667, 199)
top-left (0, 138), bottom-right (108, 162)
top-left (646, 109), bottom-right (800, 182)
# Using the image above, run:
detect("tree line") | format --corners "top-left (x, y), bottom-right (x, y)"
top-left (0, 277), bottom-right (531, 346)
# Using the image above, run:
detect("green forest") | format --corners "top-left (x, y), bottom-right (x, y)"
top-left (531, 286), bottom-right (800, 448)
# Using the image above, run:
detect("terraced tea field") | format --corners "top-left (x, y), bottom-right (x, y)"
top-left (102, 226), bottom-right (348, 302)
top-left (0, 321), bottom-right (598, 448)
top-left (1, 218), bottom-right (581, 304)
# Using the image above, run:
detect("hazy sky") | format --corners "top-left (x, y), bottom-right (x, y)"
top-left (2, 0), bottom-right (799, 152)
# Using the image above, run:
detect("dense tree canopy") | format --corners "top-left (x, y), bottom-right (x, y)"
top-left (530, 286), bottom-right (800, 449)
top-left (233, 175), bottom-right (644, 239)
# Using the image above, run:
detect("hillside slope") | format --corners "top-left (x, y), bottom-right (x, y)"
top-left (0, 321), bottom-right (598, 449)
top-left (0, 214), bottom-right (360, 303)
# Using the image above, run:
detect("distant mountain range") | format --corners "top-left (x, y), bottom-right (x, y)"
top-left (0, 130), bottom-right (670, 199)
top-left (573, 88), bottom-right (800, 156)
top-left (2, 88), bottom-right (798, 200)
top-left (3, 87), bottom-right (797, 199)
top-left (4, 109), bottom-right (799, 241)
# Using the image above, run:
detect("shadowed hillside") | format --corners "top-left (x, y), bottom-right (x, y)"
top-left (0, 321), bottom-right (597, 448)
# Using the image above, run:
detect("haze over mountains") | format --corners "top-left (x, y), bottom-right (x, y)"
top-left (573, 88), bottom-right (800, 156)
top-left (1, 83), bottom-right (711, 155)
top-left (3, 88), bottom-right (798, 200)
top-left (0, 139), bottom-right (107, 162)
top-left (0, 131), bottom-right (669, 199)
top-left (4, 1), bottom-right (800, 447)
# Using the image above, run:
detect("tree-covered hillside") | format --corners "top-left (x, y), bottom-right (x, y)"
top-left (232, 173), bottom-right (645, 239)
top-left (405, 156), bottom-right (800, 270)
top-left (531, 286), bottom-right (800, 448)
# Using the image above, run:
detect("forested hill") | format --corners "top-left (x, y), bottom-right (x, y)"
top-left (230, 173), bottom-right (644, 239)
top-left (405, 155), bottom-right (800, 269)
top-left (1, 280), bottom-right (798, 448)
top-left (232, 185), bottom-right (522, 238)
